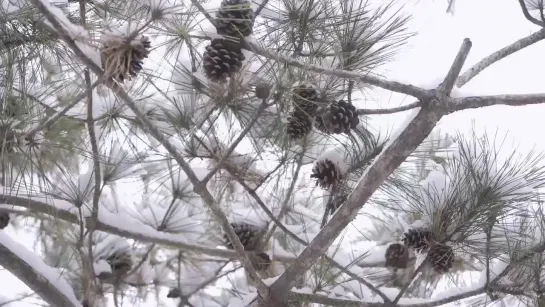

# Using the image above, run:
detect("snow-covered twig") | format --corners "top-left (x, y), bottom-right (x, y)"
top-left (450, 93), bottom-right (545, 111)
top-left (356, 101), bottom-right (421, 115)
top-left (456, 28), bottom-right (545, 88)
top-left (244, 39), bottom-right (431, 99)
top-left (0, 194), bottom-right (238, 258)
top-left (27, 0), bottom-right (270, 297)
top-left (265, 39), bottom-right (473, 304)
top-left (0, 233), bottom-right (81, 307)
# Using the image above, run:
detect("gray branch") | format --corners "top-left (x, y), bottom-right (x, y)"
top-left (449, 93), bottom-right (545, 111)
top-left (456, 28), bottom-right (545, 88)
top-left (0, 237), bottom-right (80, 307)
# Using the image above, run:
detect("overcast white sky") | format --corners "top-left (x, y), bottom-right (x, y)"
top-left (3, 0), bottom-right (545, 306)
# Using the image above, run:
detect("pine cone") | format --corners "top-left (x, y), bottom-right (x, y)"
top-left (310, 159), bottom-right (343, 189)
top-left (0, 212), bottom-right (9, 229)
top-left (402, 228), bottom-right (432, 253)
top-left (292, 84), bottom-right (319, 116)
top-left (215, 0), bottom-right (254, 37)
top-left (385, 243), bottom-right (409, 269)
top-left (255, 83), bottom-right (272, 99)
top-left (249, 252), bottom-right (271, 271)
top-left (224, 222), bottom-right (263, 250)
top-left (167, 288), bottom-right (181, 298)
top-left (106, 251), bottom-right (133, 277)
top-left (317, 100), bottom-right (359, 134)
top-left (428, 244), bottom-right (454, 273)
top-left (101, 36), bottom-right (151, 83)
top-left (203, 39), bottom-right (246, 83)
top-left (286, 111), bottom-right (312, 140)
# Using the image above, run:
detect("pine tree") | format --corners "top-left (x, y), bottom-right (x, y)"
top-left (1, 1), bottom-right (545, 307)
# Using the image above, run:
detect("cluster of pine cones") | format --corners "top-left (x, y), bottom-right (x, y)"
top-left (100, 35), bottom-right (151, 83)
top-left (202, 0), bottom-right (254, 83)
top-left (384, 228), bottom-right (454, 273)
top-left (287, 83), bottom-right (360, 141)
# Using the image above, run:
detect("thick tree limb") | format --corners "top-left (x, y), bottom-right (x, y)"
top-left (357, 101), bottom-right (421, 115)
top-left (265, 39), bottom-right (472, 304)
top-left (27, 1), bottom-right (270, 296)
top-left (456, 28), bottom-right (545, 88)
top-left (244, 40), bottom-right (430, 99)
top-left (0, 234), bottom-right (81, 307)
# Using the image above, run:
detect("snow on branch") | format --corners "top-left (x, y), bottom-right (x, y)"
top-left (0, 232), bottom-right (81, 307)
top-left (0, 193), bottom-right (237, 258)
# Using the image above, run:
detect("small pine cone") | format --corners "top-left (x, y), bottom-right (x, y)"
top-left (0, 212), bottom-right (9, 229)
top-left (286, 112), bottom-right (312, 140)
top-left (385, 243), bottom-right (409, 269)
top-left (215, 0), bottom-right (254, 37)
top-left (255, 83), bottom-right (272, 99)
top-left (101, 36), bottom-right (151, 83)
top-left (292, 84), bottom-right (319, 116)
top-left (203, 39), bottom-right (246, 83)
top-left (402, 228), bottom-right (432, 253)
top-left (318, 100), bottom-right (359, 134)
top-left (428, 244), bottom-right (454, 273)
top-left (167, 288), bottom-right (181, 298)
top-left (106, 251), bottom-right (133, 277)
top-left (224, 222), bottom-right (263, 250)
top-left (249, 252), bottom-right (272, 271)
top-left (310, 159), bottom-right (343, 189)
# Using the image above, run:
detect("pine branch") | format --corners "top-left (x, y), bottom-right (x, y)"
top-left (243, 39), bottom-right (431, 99)
top-left (357, 101), bottom-right (421, 115)
top-left (449, 93), bottom-right (545, 111)
top-left (0, 234), bottom-right (80, 307)
top-left (264, 39), bottom-right (472, 304)
top-left (27, 0), bottom-right (272, 298)
top-left (0, 194), bottom-right (238, 258)
top-left (518, 0), bottom-right (545, 27)
top-left (456, 28), bottom-right (545, 88)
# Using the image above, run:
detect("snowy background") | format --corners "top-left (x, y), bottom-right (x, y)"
top-left (2, 0), bottom-right (545, 306)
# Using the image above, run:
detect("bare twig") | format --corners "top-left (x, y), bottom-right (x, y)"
top-left (265, 39), bottom-right (472, 304)
top-left (518, 0), bottom-right (545, 27)
top-left (244, 40), bottom-right (430, 99)
top-left (449, 93), bottom-right (545, 111)
top-left (357, 101), bottom-right (421, 115)
top-left (456, 28), bottom-right (545, 88)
